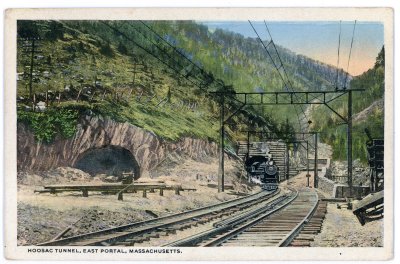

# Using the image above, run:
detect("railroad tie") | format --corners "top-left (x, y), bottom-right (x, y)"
top-left (157, 227), bottom-right (176, 235)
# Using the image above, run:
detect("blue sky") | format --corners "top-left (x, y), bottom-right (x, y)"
top-left (199, 21), bottom-right (384, 76)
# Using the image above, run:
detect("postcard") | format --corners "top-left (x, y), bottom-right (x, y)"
top-left (4, 7), bottom-right (393, 260)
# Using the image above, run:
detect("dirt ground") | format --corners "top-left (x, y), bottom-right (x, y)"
top-left (17, 157), bottom-right (259, 246)
top-left (285, 171), bottom-right (316, 189)
top-left (17, 160), bottom-right (383, 247)
top-left (312, 203), bottom-right (383, 247)
top-left (284, 172), bottom-right (383, 247)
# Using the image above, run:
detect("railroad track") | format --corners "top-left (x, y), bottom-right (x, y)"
top-left (288, 199), bottom-right (327, 247)
top-left (165, 187), bottom-right (323, 247)
top-left (38, 188), bottom-right (281, 246)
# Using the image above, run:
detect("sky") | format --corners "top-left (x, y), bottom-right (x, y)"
top-left (199, 21), bottom-right (384, 76)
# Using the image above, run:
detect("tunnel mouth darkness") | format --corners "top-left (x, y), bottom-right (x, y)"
top-left (74, 145), bottom-right (140, 179)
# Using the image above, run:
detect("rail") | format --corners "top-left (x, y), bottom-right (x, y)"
top-left (38, 189), bottom-right (279, 246)
top-left (277, 191), bottom-right (319, 246)
top-left (164, 188), bottom-right (321, 247)
top-left (164, 189), bottom-right (298, 247)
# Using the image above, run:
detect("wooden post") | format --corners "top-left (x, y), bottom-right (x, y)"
top-left (76, 88), bottom-right (82, 101)
top-left (28, 38), bottom-right (35, 101)
top-left (118, 192), bottom-right (123, 201)
top-left (143, 190), bottom-right (147, 198)
top-left (90, 91), bottom-right (96, 101)
top-left (51, 227), bottom-right (72, 241)
top-left (82, 189), bottom-right (88, 197)
top-left (159, 189), bottom-right (164, 196)
top-left (175, 188), bottom-right (180, 195)
top-left (150, 188), bottom-right (155, 193)
top-left (33, 93), bottom-right (36, 111)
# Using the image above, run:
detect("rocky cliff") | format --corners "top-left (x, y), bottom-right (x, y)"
top-left (17, 115), bottom-right (218, 177)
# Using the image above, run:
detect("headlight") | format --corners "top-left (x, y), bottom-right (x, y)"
top-left (268, 161), bottom-right (274, 165)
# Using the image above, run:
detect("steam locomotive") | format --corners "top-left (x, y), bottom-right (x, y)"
top-left (245, 155), bottom-right (279, 191)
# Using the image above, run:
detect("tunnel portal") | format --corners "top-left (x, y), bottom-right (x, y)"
top-left (74, 145), bottom-right (140, 179)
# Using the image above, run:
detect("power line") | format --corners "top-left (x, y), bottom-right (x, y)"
top-left (136, 21), bottom-right (217, 92)
top-left (335, 21), bottom-right (342, 90)
top-left (139, 21), bottom-right (211, 84)
top-left (248, 20), bottom-right (304, 131)
top-left (100, 21), bottom-right (205, 93)
top-left (343, 20), bottom-right (357, 89)
top-left (136, 21), bottom-right (259, 114)
top-left (263, 21), bottom-right (309, 127)
top-left (102, 20), bottom-right (282, 138)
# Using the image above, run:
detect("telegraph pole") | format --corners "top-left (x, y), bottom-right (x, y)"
top-left (306, 141), bottom-right (310, 187)
top-left (314, 132), bottom-right (318, 188)
top-left (28, 38), bottom-right (36, 101)
top-left (218, 94), bottom-right (225, 192)
top-left (347, 91), bottom-right (353, 196)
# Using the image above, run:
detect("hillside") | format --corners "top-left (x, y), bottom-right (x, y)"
top-left (17, 20), bottom-right (220, 143)
top-left (310, 47), bottom-right (385, 161)
top-left (17, 20), bottom-right (353, 148)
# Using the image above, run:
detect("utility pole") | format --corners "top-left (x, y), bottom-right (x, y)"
top-left (347, 91), bottom-right (353, 196)
top-left (314, 132), bottom-right (318, 188)
top-left (128, 60), bottom-right (140, 98)
top-left (306, 141), bottom-right (310, 187)
top-left (218, 94), bottom-right (225, 192)
top-left (20, 36), bottom-right (43, 107)
top-left (285, 143), bottom-right (289, 180)
top-left (28, 38), bottom-right (36, 101)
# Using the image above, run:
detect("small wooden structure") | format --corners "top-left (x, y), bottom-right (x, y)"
top-left (365, 128), bottom-right (384, 192)
top-left (352, 190), bottom-right (384, 225)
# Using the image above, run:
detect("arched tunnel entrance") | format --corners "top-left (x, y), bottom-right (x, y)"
top-left (74, 145), bottom-right (140, 179)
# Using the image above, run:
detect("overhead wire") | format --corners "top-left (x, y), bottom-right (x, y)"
top-left (263, 21), bottom-right (309, 127)
top-left (139, 21), bottom-right (210, 84)
top-left (343, 20), bottom-right (357, 89)
top-left (136, 21), bottom-right (254, 115)
top-left (248, 20), bottom-right (303, 131)
top-left (99, 21), bottom-right (203, 91)
top-left (101, 20), bottom-right (247, 128)
top-left (335, 21), bottom-right (342, 90)
top-left (103, 20), bottom-right (307, 138)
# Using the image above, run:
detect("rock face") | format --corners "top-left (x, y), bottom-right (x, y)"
top-left (17, 115), bottom-right (218, 177)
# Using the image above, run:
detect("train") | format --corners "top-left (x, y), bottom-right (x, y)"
top-left (245, 154), bottom-right (279, 191)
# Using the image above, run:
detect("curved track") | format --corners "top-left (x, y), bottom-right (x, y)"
top-left (165, 187), bottom-right (321, 247)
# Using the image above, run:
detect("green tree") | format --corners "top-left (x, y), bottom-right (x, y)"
top-left (45, 21), bottom-right (64, 41)
top-left (99, 42), bottom-right (114, 57)
top-left (375, 46), bottom-right (384, 68)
